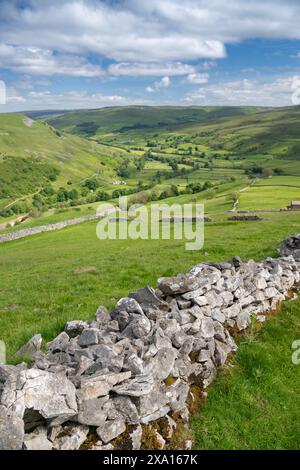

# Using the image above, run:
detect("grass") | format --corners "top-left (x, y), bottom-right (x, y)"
top-left (0, 113), bottom-right (127, 208)
top-left (1, 209), bottom-right (300, 360)
top-left (193, 298), bottom-right (300, 449)
top-left (1, 105), bottom-right (300, 449)
top-left (238, 183), bottom-right (300, 210)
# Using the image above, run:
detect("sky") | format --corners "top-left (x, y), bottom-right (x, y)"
top-left (1, 0), bottom-right (300, 112)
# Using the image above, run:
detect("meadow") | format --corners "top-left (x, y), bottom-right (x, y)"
top-left (1, 105), bottom-right (300, 449)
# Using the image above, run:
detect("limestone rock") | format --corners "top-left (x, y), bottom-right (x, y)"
top-left (113, 374), bottom-right (154, 397)
top-left (96, 418), bottom-right (126, 444)
top-left (80, 371), bottom-right (131, 400)
top-left (129, 425), bottom-right (143, 450)
top-left (47, 332), bottom-right (69, 353)
top-left (78, 328), bottom-right (99, 347)
top-left (53, 424), bottom-right (89, 450)
top-left (158, 274), bottom-right (201, 295)
top-left (0, 405), bottom-right (24, 450)
top-left (23, 426), bottom-right (53, 450)
top-left (14, 334), bottom-right (42, 359)
top-left (77, 395), bottom-right (110, 426)
top-left (64, 320), bottom-right (89, 338)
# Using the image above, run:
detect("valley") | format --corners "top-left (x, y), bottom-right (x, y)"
top-left (1, 105), bottom-right (300, 450)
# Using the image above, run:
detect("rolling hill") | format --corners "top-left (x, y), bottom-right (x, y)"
top-left (46, 105), bottom-right (264, 137)
top-left (0, 113), bottom-right (127, 209)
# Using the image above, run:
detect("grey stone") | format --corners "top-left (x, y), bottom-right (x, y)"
top-left (214, 340), bottom-right (232, 367)
top-left (204, 290), bottom-right (224, 308)
top-left (181, 287), bottom-right (205, 302)
top-left (53, 424), bottom-right (89, 450)
top-left (112, 396), bottom-right (140, 425)
top-left (3, 368), bottom-right (78, 427)
top-left (158, 274), bottom-right (202, 295)
top-left (264, 287), bottom-right (279, 299)
top-left (199, 317), bottom-right (215, 339)
top-left (77, 395), bottom-right (110, 426)
top-left (78, 328), bottom-right (99, 347)
top-left (236, 310), bottom-right (251, 331)
top-left (64, 320), bottom-right (89, 338)
top-left (164, 415), bottom-right (177, 439)
top-left (170, 307), bottom-right (194, 325)
top-left (198, 349), bottom-right (212, 362)
top-left (90, 345), bottom-right (124, 373)
top-left (0, 405), bottom-right (24, 450)
top-left (113, 374), bottom-right (154, 397)
top-left (96, 418), bottom-right (126, 444)
top-left (212, 309), bottom-right (226, 323)
top-left (141, 405), bottom-right (170, 424)
top-left (129, 286), bottom-right (168, 314)
top-left (75, 356), bottom-right (94, 376)
top-left (176, 298), bottom-right (192, 309)
top-left (115, 297), bottom-right (144, 315)
top-left (32, 352), bottom-right (50, 371)
top-left (129, 425), bottom-right (143, 450)
top-left (14, 334), bottom-right (42, 359)
top-left (80, 371), bottom-right (131, 400)
top-left (96, 305), bottom-right (111, 326)
top-left (23, 427), bottom-right (53, 450)
top-left (152, 327), bottom-right (172, 350)
top-left (123, 353), bottom-right (144, 375)
top-left (172, 330), bottom-right (189, 349)
top-left (47, 332), bottom-right (69, 353)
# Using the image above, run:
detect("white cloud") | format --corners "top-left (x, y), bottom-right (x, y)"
top-left (0, 44), bottom-right (103, 77)
top-left (108, 62), bottom-right (195, 77)
top-left (0, 1), bottom-right (299, 78)
top-left (184, 76), bottom-right (300, 106)
top-left (0, 88), bottom-right (148, 112)
top-left (184, 73), bottom-right (209, 84)
top-left (146, 76), bottom-right (171, 93)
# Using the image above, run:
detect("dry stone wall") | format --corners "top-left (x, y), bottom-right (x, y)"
top-left (0, 234), bottom-right (299, 450)
top-left (0, 209), bottom-right (116, 244)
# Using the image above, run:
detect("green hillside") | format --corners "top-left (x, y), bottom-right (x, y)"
top-left (183, 106), bottom-right (300, 158)
top-left (46, 105), bottom-right (263, 137)
top-left (0, 114), bottom-right (127, 210)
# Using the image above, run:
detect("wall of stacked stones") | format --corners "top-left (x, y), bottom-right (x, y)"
top-left (0, 234), bottom-right (300, 450)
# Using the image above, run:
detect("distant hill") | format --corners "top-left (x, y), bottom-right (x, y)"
top-left (182, 105), bottom-right (300, 158)
top-left (46, 105), bottom-right (265, 137)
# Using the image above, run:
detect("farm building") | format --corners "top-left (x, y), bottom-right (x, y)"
top-left (288, 201), bottom-right (300, 210)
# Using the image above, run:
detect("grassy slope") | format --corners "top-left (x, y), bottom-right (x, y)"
top-left (46, 105), bottom-right (262, 135)
top-left (0, 114), bottom-right (126, 206)
top-left (183, 105), bottom-right (300, 158)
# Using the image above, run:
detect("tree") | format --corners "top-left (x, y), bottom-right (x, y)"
top-left (171, 185), bottom-right (179, 196)
top-left (68, 189), bottom-right (79, 200)
top-left (226, 192), bottom-right (239, 203)
top-left (83, 179), bottom-right (99, 191)
top-left (96, 191), bottom-right (110, 201)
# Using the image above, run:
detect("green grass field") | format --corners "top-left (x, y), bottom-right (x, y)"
top-left (1, 105), bottom-right (300, 449)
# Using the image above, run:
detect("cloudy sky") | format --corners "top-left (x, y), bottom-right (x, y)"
top-left (1, 0), bottom-right (300, 111)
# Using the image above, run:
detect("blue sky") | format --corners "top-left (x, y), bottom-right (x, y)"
top-left (1, 0), bottom-right (300, 111)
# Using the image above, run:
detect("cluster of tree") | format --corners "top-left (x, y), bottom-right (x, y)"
top-left (245, 165), bottom-right (285, 178)
top-left (185, 181), bottom-right (213, 194)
